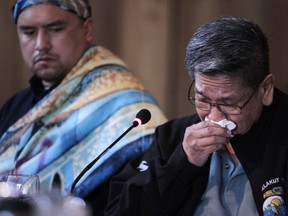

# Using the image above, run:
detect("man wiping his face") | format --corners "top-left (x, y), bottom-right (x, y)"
top-left (104, 17), bottom-right (288, 216)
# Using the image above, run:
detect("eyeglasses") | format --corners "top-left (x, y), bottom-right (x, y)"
top-left (187, 81), bottom-right (256, 115)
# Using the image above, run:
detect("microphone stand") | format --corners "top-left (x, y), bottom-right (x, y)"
top-left (70, 123), bottom-right (136, 195)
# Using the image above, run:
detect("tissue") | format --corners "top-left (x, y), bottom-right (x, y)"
top-left (205, 117), bottom-right (236, 130)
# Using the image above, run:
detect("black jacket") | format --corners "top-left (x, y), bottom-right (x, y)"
top-left (105, 88), bottom-right (288, 216)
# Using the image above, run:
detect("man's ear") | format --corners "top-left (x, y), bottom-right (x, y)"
top-left (260, 74), bottom-right (274, 106)
top-left (83, 17), bottom-right (94, 44)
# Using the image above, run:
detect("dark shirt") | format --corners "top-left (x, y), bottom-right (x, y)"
top-left (0, 76), bottom-right (54, 137)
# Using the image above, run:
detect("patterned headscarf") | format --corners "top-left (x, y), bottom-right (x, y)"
top-left (12, 0), bottom-right (91, 24)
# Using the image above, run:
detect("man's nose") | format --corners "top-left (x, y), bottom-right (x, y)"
top-left (35, 30), bottom-right (51, 52)
top-left (206, 105), bottom-right (226, 122)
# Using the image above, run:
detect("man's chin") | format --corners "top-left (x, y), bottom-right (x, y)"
top-left (33, 71), bottom-right (63, 84)
top-left (33, 68), bottom-right (60, 78)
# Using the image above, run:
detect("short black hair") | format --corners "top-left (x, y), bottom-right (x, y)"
top-left (185, 17), bottom-right (269, 89)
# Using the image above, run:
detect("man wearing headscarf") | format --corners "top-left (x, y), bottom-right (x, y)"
top-left (0, 0), bottom-right (166, 214)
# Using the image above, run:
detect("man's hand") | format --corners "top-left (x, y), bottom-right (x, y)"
top-left (182, 121), bottom-right (233, 167)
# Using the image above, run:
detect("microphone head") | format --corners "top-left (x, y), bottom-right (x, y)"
top-left (133, 109), bottom-right (151, 127)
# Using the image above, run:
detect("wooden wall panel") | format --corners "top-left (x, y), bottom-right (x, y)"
top-left (1, 1), bottom-right (288, 120)
top-left (115, 0), bottom-right (171, 117)
top-left (0, 2), bottom-right (30, 104)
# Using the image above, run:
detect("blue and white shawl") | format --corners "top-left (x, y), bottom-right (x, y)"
top-left (0, 46), bottom-right (167, 197)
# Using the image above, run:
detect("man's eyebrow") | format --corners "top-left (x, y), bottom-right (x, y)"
top-left (45, 20), bottom-right (66, 28)
top-left (194, 88), bottom-right (208, 99)
top-left (194, 87), bottom-right (236, 102)
top-left (18, 20), bottom-right (66, 30)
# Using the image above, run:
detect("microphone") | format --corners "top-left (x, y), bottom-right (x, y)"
top-left (70, 109), bottom-right (151, 194)
top-left (132, 108), bottom-right (151, 127)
